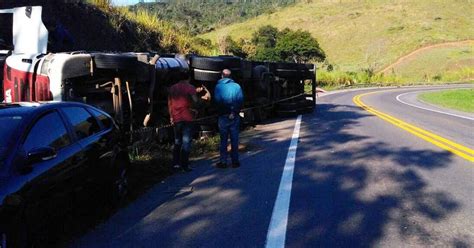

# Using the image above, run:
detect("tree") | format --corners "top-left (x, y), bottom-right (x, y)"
top-left (249, 25), bottom-right (280, 61)
top-left (248, 25), bottom-right (326, 63)
top-left (218, 35), bottom-right (249, 58)
top-left (251, 25), bottom-right (279, 48)
top-left (275, 28), bottom-right (326, 63)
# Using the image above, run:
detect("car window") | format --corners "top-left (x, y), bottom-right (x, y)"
top-left (63, 107), bottom-right (101, 139)
top-left (89, 108), bottom-right (112, 130)
top-left (23, 111), bottom-right (70, 152)
top-left (0, 115), bottom-right (22, 161)
top-left (0, 115), bottom-right (22, 149)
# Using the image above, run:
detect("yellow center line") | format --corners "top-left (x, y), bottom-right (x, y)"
top-left (355, 94), bottom-right (474, 155)
top-left (353, 91), bottom-right (474, 163)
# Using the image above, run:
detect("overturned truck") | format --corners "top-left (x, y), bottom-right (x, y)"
top-left (1, 6), bottom-right (316, 142)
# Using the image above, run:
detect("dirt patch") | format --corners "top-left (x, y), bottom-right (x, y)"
top-left (379, 40), bottom-right (474, 74)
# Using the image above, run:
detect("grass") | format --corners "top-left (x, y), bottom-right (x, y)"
top-left (384, 41), bottom-right (474, 82)
top-left (418, 89), bottom-right (474, 113)
top-left (201, 0), bottom-right (474, 80)
top-left (87, 0), bottom-right (211, 54)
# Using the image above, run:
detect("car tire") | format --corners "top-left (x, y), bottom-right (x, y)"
top-left (193, 69), bottom-right (222, 82)
top-left (93, 53), bottom-right (138, 71)
top-left (108, 153), bottom-right (129, 207)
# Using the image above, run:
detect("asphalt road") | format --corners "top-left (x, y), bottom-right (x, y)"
top-left (71, 85), bottom-right (473, 247)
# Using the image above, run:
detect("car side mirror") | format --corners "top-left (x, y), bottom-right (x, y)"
top-left (27, 147), bottom-right (57, 164)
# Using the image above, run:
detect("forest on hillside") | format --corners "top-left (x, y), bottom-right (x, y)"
top-left (130, 0), bottom-right (297, 35)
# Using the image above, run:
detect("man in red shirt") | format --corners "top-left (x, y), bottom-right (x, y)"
top-left (168, 77), bottom-right (210, 172)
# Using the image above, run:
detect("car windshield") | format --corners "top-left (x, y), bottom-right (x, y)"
top-left (0, 115), bottom-right (23, 161)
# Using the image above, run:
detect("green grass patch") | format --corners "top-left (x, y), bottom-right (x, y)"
top-left (418, 89), bottom-right (474, 113)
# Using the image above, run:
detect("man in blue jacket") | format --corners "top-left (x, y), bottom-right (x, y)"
top-left (214, 69), bottom-right (244, 168)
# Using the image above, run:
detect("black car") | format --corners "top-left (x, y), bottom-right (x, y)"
top-left (0, 102), bottom-right (129, 247)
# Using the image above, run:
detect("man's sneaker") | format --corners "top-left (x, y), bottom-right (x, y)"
top-left (231, 162), bottom-right (240, 168)
top-left (216, 162), bottom-right (227, 168)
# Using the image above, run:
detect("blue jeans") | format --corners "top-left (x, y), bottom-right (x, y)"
top-left (218, 114), bottom-right (240, 164)
top-left (173, 121), bottom-right (194, 168)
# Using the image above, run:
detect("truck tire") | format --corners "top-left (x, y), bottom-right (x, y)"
top-left (276, 102), bottom-right (299, 111)
top-left (218, 55), bottom-right (242, 69)
top-left (190, 56), bottom-right (225, 71)
top-left (274, 62), bottom-right (299, 70)
top-left (191, 56), bottom-right (242, 71)
top-left (93, 53), bottom-right (138, 70)
top-left (275, 69), bottom-right (300, 79)
top-left (193, 69), bottom-right (222, 82)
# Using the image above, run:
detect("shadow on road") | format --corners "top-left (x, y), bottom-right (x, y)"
top-left (72, 102), bottom-right (470, 247)
top-left (287, 103), bottom-right (466, 247)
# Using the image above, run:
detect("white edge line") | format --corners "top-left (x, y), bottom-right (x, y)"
top-left (265, 115), bottom-right (302, 248)
top-left (396, 92), bottom-right (474, 121)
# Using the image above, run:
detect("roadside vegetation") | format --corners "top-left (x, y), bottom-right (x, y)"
top-left (418, 89), bottom-right (474, 113)
top-left (1, 0), bottom-right (211, 53)
top-left (220, 25), bottom-right (326, 63)
top-left (129, 0), bottom-right (297, 35)
top-left (201, 0), bottom-right (474, 87)
top-left (87, 0), bottom-right (211, 53)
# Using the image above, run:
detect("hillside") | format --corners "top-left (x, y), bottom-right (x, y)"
top-left (201, 0), bottom-right (474, 75)
top-left (382, 40), bottom-right (473, 82)
top-left (130, 0), bottom-right (296, 35)
top-left (0, 0), bottom-right (206, 53)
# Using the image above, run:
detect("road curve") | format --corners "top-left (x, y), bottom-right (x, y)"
top-left (71, 85), bottom-right (474, 248)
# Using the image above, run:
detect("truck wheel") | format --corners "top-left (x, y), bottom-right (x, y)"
top-left (276, 102), bottom-right (299, 111)
top-left (190, 56), bottom-right (224, 71)
top-left (93, 53), bottom-right (138, 71)
top-left (193, 69), bottom-right (222, 82)
top-left (218, 55), bottom-right (242, 69)
top-left (275, 69), bottom-right (301, 79)
top-left (191, 56), bottom-right (242, 71)
top-left (299, 99), bottom-right (315, 114)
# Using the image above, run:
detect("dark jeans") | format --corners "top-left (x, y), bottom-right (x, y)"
top-left (218, 114), bottom-right (240, 164)
top-left (173, 121), bottom-right (194, 168)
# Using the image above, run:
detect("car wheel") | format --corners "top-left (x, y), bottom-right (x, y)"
top-left (108, 155), bottom-right (129, 207)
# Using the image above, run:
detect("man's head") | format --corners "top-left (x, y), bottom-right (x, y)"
top-left (222, 69), bottom-right (231, 78)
